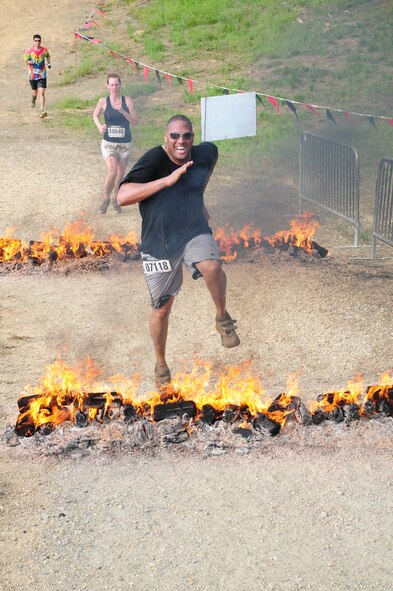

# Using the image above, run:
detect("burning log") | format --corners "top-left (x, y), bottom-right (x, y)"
top-left (82, 392), bottom-right (122, 410)
top-left (222, 405), bottom-right (240, 423)
top-left (123, 404), bottom-right (137, 422)
top-left (27, 241), bottom-right (55, 265)
top-left (200, 404), bottom-right (222, 425)
top-left (153, 400), bottom-right (197, 422)
top-left (253, 412), bottom-right (281, 436)
top-left (342, 403), bottom-right (360, 423)
top-left (365, 385), bottom-right (393, 417)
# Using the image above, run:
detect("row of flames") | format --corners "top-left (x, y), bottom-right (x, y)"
top-left (14, 357), bottom-right (393, 437)
top-left (1, 213), bottom-right (325, 266)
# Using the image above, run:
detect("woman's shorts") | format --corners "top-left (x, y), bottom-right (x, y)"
top-left (101, 140), bottom-right (131, 164)
top-left (141, 233), bottom-right (220, 309)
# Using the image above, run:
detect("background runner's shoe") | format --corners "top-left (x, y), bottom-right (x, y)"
top-left (216, 311), bottom-right (240, 348)
top-left (39, 111), bottom-right (47, 118)
top-left (99, 198), bottom-right (110, 214)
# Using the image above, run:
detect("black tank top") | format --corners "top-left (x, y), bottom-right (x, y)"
top-left (103, 96), bottom-right (132, 143)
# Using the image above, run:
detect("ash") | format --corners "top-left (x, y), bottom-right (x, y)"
top-left (4, 414), bottom-right (393, 459)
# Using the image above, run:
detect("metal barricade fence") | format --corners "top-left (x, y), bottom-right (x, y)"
top-left (371, 158), bottom-right (393, 258)
top-left (300, 132), bottom-right (360, 246)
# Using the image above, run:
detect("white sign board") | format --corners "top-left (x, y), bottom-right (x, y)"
top-left (201, 92), bottom-right (256, 141)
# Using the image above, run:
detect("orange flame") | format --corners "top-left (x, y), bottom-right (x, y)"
top-left (15, 357), bottom-right (294, 433)
top-left (1, 213), bottom-right (321, 266)
top-left (265, 212), bottom-right (319, 254)
top-left (308, 374), bottom-right (363, 414)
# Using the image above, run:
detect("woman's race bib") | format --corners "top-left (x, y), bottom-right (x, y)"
top-left (108, 126), bottom-right (126, 139)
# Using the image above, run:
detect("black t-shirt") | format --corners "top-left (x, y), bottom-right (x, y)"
top-left (121, 142), bottom-right (218, 258)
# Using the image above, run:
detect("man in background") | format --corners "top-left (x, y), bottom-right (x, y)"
top-left (24, 34), bottom-right (51, 119)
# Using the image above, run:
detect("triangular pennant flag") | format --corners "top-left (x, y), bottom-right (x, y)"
top-left (284, 100), bottom-right (298, 117)
top-left (109, 50), bottom-right (120, 59)
top-left (126, 57), bottom-right (135, 67)
top-left (326, 109), bottom-right (337, 125)
top-left (387, 119), bottom-right (393, 127)
top-left (267, 95), bottom-right (280, 113)
top-left (342, 111), bottom-right (355, 121)
top-left (367, 116), bottom-right (377, 129)
top-left (223, 88), bottom-right (229, 95)
top-left (176, 77), bottom-right (183, 85)
top-left (256, 94), bottom-right (265, 105)
top-left (187, 79), bottom-right (194, 93)
top-left (94, 8), bottom-right (105, 15)
top-left (155, 70), bottom-right (162, 85)
top-left (304, 104), bottom-right (319, 115)
top-left (143, 66), bottom-right (150, 82)
top-left (79, 22), bottom-right (98, 29)
top-left (74, 32), bottom-right (84, 39)
top-left (165, 73), bottom-right (172, 85)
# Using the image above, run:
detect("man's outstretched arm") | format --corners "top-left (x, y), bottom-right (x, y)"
top-left (117, 160), bottom-right (193, 206)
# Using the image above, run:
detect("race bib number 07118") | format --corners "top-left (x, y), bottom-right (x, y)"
top-left (143, 259), bottom-right (172, 275)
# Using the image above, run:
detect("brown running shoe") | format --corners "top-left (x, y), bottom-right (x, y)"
top-left (99, 198), bottom-right (110, 214)
top-left (39, 111), bottom-right (47, 119)
top-left (215, 311), bottom-right (240, 348)
top-left (154, 364), bottom-right (171, 389)
top-left (112, 199), bottom-right (122, 214)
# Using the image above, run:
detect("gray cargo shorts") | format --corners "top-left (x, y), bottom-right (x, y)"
top-left (141, 233), bottom-right (220, 309)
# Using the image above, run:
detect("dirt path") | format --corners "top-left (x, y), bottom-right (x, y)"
top-left (1, 2), bottom-right (393, 591)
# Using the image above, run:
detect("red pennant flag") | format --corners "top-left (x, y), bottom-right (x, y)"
top-left (187, 79), bottom-right (193, 93)
top-left (342, 111), bottom-right (355, 121)
top-left (90, 38), bottom-right (103, 44)
top-left (387, 119), bottom-right (393, 127)
top-left (304, 104), bottom-right (319, 115)
top-left (94, 9), bottom-right (105, 15)
top-left (144, 66), bottom-right (150, 82)
top-left (74, 32), bottom-right (83, 39)
top-left (165, 73), bottom-right (172, 85)
top-left (126, 57), bottom-right (135, 67)
top-left (80, 22), bottom-right (98, 29)
top-left (109, 50), bottom-right (120, 59)
top-left (267, 96), bottom-right (280, 113)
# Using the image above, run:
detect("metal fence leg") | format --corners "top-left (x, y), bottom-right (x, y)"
top-left (371, 236), bottom-right (376, 259)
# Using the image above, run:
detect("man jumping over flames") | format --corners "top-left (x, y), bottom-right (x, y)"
top-left (117, 114), bottom-right (240, 388)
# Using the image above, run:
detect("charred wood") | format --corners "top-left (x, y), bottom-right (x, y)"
top-left (342, 403), bottom-right (360, 423)
top-left (200, 404), bottom-right (222, 425)
top-left (222, 405), bottom-right (240, 423)
top-left (253, 412), bottom-right (281, 436)
top-left (74, 411), bottom-right (89, 428)
top-left (153, 400), bottom-right (197, 422)
top-left (232, 426), bottom-right (253, 439)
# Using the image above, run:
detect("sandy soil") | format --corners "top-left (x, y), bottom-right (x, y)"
top-left (1, 2), bottom-right (393, 591)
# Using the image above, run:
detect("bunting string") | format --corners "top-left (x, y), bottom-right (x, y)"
top-left (74, 1), bottom-right (393, 129)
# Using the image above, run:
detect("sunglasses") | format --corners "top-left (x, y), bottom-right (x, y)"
top-left (169, 132), bottom-right (193, 140)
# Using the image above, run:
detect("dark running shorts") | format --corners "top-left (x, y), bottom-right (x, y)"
top-left (29, 79), bottom-right (47, 90)
top-left (141, 233), bottom-right (220, 309)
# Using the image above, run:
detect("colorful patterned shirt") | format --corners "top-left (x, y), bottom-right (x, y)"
top-left (25, 46), bottom-right (50, 80)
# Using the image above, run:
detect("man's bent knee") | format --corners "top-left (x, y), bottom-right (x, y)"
top-left (195, 259), bottom-right (222, 276)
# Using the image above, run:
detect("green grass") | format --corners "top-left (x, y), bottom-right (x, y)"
top-left (57, 0), bottom-right (393, 176)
